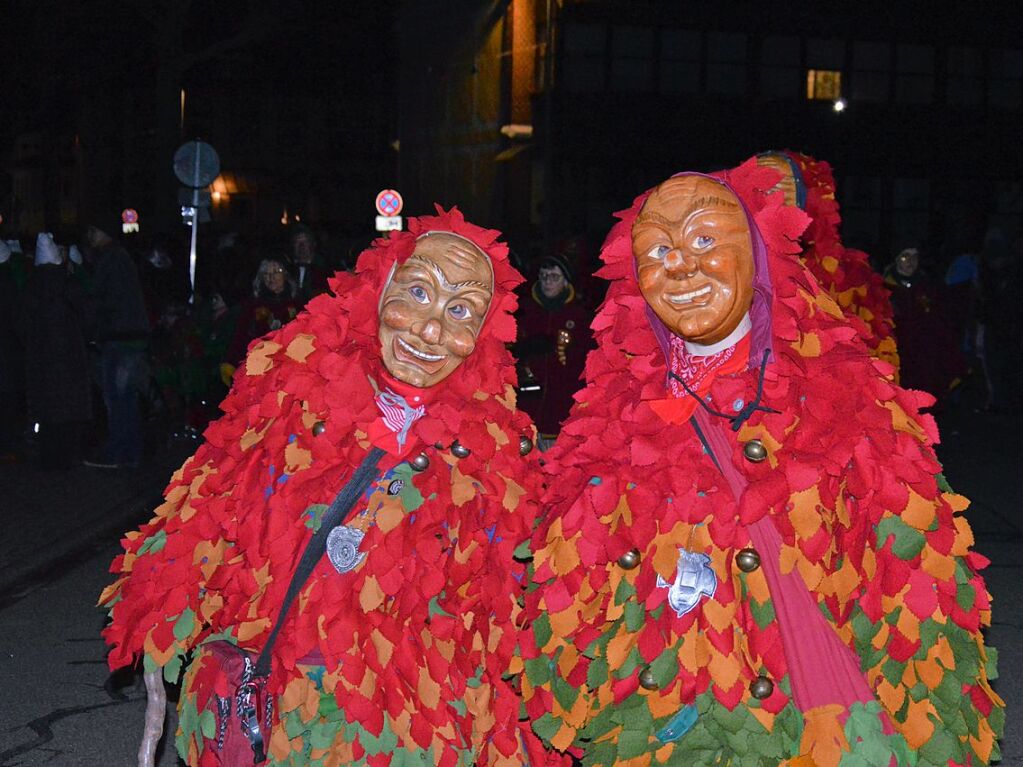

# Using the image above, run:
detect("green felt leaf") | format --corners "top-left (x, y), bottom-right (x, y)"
top-left (524, 656), bottom-right (551, 686)
top-left (427, 593), bottom-right (453, 618)
top-left (583, 740), bottom-right (617, 766)
top-left (137, 529), bottom-right (167, 555)
top-left (533, 613), bottom-right (552, 649)
top-left (163, 653), bottom-right (182, 684)
top-left (553, 674), bottom-right (579, 710)
top-left (624, 601), bottom-right (646, 632)
top-left (649, 646), bottom-right (680, 687)
top-left (917, 727), bottom-right (961, 765)
top-left (616, 729), bottom-right (651, 759)
top-left (304, 503), bottom-right (329, 531)
top-left (587, 655), bottom-right (609, 688)
top-left (985, 645), bottom-right (999, 680)
top-left (876, 516), bottom-right (926, 560)
top-left (955, 582), bottom-right (975, 611)
top-left (173, 608), bottom-right (196, 641)
top-left (936, 473), bottom-right (953, 493)
top-left (749, 597), bottom-right (776, 629)
top-left (394, 464), bottom-right (425, 511)
top-left (513, 538), bottom-right (533, 561)
top-left (881, 657), bottom-right (905, 686)
top-left (284, 708), bottom-right (307, 738)
top-left (614, 577), bottom-right (636, 605)
top-left (532, 712), bottom-right (563, 744)
top-left (198, 708), bottom-right (216, 740)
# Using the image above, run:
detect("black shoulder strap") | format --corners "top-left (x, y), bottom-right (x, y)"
top-left (253, 446), bottom-right (386, 677)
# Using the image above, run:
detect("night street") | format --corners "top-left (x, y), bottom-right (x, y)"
top-left (0, 378), bottom-right (1018, 766)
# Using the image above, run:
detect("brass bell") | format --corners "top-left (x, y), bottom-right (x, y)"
top-left (617, 549), bottom-right (641, 570)
top-left (742, 439), bottom-right (767, 463)
top-left (749, 675), bottom-right (774, 699)
top-left (434, 441), bottom-right (445, 450)
top-left (451, 440), bottom-right (471, 459)
top-left (311, 421), bottom-right (326, 437)
top-left (638, 667), bottom-right (659, 690)
top-left (519, 436), bottom-right (534, 456)
top-left (735, 547), bottom-right (760, 573)
top-left (410, 452), bottom-right (430, 471)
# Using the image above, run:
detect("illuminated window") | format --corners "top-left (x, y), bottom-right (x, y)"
top-left (806, 69), bottom-right (842, 100)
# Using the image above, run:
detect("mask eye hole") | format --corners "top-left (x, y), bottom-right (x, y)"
top-left (448, 304), bottom-right (470, 320)
top-left (694, 235), bottom-right (714, 250)
top-left (647, 245), bottom-right (671, 260)
top-left (409, 286), bottom-right (430, 304)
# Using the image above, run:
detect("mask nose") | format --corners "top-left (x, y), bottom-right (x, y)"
top-left (663, 248), bottom-right (698, 278)
top-left (412, 317), bottom-right (443, 345)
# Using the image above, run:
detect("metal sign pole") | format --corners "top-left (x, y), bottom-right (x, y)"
top-left (188, 143), bottom-right (202, 304)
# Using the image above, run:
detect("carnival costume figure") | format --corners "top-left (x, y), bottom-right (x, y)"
top-left (101, 208), bottom-right (566, 767)
top-left (755, 150), bottom-right (898, 373)
top-left (518, 161), bottom-right (1002, 766)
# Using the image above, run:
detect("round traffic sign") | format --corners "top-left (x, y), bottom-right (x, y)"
top-left (174, 140), bottom-right (221, 188)
top-left (375, 189), bottom-right (403, 217)
top-left (121, 208), bottom-right (139, 224)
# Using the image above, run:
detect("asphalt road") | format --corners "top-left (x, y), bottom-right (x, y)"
top-left (0, 383), bottom-right (1018, 766)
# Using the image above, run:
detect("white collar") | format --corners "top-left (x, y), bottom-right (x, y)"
top-left (683, 313), bottom-right (752, 357)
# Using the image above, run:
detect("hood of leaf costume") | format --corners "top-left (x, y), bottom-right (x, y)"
top-left (520, 159), bottom-right (1001, 765)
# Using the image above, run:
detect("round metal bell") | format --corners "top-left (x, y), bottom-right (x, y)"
top-left (311, 421), bottom-right (326, 437)
top-left (749, 675), bottom-right (774, 699)
top-left (742, 439), bottom-right (768, 463)
top-left (434, 441), bottom-right (445, 450)
top-left (519, 436), bottom-right (534, 456)
top-left (410, 452), bottom-right (430, 471)
top-left (736, 547), bottom-right (761, 573)
top-left (638, 667), bottom-right (659, 690)
top-left (451, 440), bottom-right (471, 459)
top-left (617, 549), bottom-right (641, 570)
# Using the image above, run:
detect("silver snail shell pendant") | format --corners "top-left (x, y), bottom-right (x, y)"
top-left (326, 525), bottom-right (366, 574)
top-left (519, 436), bottom-right (534, 456)
top-left (410, 452), bottom-right (430, 471)
top-left (451, 440), bottom-right (471, 459)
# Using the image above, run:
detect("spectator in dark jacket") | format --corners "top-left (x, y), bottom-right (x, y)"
top-left (83, 225), bottom-right (150, 469)
top-left (17, 234), bottom-right (92, 470)
top-left (0, 241), bottom-right (26, 459)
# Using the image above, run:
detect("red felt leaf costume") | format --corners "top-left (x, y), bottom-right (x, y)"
top-left (518, 161), bottom-right (1002, 766)
top-left (100, 207), bottom-right (566, 766)
top-left (759, 150), bottom-right (899, 375)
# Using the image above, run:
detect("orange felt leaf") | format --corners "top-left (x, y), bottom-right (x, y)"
top-left (654, 743), bottom-right (674, 763)
top-left (900, 697), bottom-right (936, 749)
top-left (829, 556), bottom-right (861, 602)
top-left (789, 487), bottom-right (823, 540)
top-left (600, 494), bottom-right (632, 529)
top-left (284, 441), bottom-right (313, 473)
top-left (551, 723), bottom-right (577, 752)
top-left (708, 651), bottom-right (742, 691)
top-left (285, 333), bottom-right (316, 362)
top-left (245, 340), bottom-right (281, 376)
top-left (779, 544), bottom-right (800, 576)
top-left (374, 498), bottom-right (404, 534)
top-left (821, 255), bottom-right (839, 274)
top-left (895, 606), bottom-right (921, 643)
top-left (876, 678), bottom-right (905, 714)
top-left (792, 332), bottom-right (821, 357)
top-left (448, 463), bottom-right (476, 506)
top-left (901, 488), bottom-right (936, 530)
top-left (605, 628), bottom-right (636, 670)
top-left (486, 420), bottom-right (510, 446)
top-left (548, 608), bottom-right (580, 646)
top-left (951, 515), bottom-right (975, 556)
top-left (799, 703), bottom-right (850, 767)
top-left (359, 576), bottom-right (385, 612)
top-left (702, 596), bottom-right (736, 633)
top-left (500, 473), bottom-right (525, 512)
top-left (749, 705), bottom-right (775, 733)
top-left (880, 399), bottom-right (928, 442)
top-left (237, 618), bottom-right (270, 642)
top-left (920, 547), bottom-right (955, 581)
top-left (143, 630), bottom-right (177, 666)
top-left (646, 688), bottom-right (682, 719)
top-left (240, 420), bottom-right (273, 451)
top-left (370, 629), bottom-right (394, 666)
top-left (562, 685), bottom-right (591, 728)
top-left (417, 666), bottom-right (442, 710)
top-left (677, 628), bottom-right (710, 673)
top-left (914, 653), bottom-right (944, 690)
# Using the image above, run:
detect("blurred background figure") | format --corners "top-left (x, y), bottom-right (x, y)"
top-left (83, 224), bottom-right (151, 470)
top-left (16, 233), bottom-right (92, 470)
top-left (227, 257), bottom-right (300, 367)
top-left (289, 224), bottom-right (329, 303)
top-left (885, 247), bottom-right (964, 408)
top-left (514, 254), bottom-right (594, 440)
top-left (0, 240), bottom-right (27, 461)
top-left (975, 228), bottom-right (1022, 412)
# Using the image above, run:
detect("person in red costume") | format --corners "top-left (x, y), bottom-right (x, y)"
top-left (517, 162), bottom-right (1002, 766)
top-left (100, 207), bottom-right (568, 767)
top-left (515, 255), bottom-right (595, 439)
top-left (755, 150), bottom-right (899, 374)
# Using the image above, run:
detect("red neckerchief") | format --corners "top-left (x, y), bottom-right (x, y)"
top-left (364, 367), bottom-right (441, 458)
top-left (648, 333), bottom-right (751, 426)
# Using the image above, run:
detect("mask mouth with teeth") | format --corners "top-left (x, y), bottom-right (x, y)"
top-left (378, 231), bottom-right (496, 388)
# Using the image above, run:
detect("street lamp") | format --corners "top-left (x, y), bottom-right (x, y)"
top-left (833, 98), bottom-right (847, 113)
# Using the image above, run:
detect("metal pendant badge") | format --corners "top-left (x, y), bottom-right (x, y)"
top-left (326, 525), bottom-right (367, 574)
top-left (656, 548), bottom-right (718, 617)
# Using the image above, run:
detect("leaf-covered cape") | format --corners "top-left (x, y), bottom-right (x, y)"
top-left (100, 207), bottom-right (564, 766)
top-left (518, 161), bottom-right (1002, 766)
top-left (780, 151), bottom-right (898, 372)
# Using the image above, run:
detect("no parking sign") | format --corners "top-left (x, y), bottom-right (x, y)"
top-left (375, 189), bottom-right (403, 231)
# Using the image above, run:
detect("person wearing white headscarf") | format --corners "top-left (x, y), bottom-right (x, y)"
top-left (16, 234), bottom-right (92, 470)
